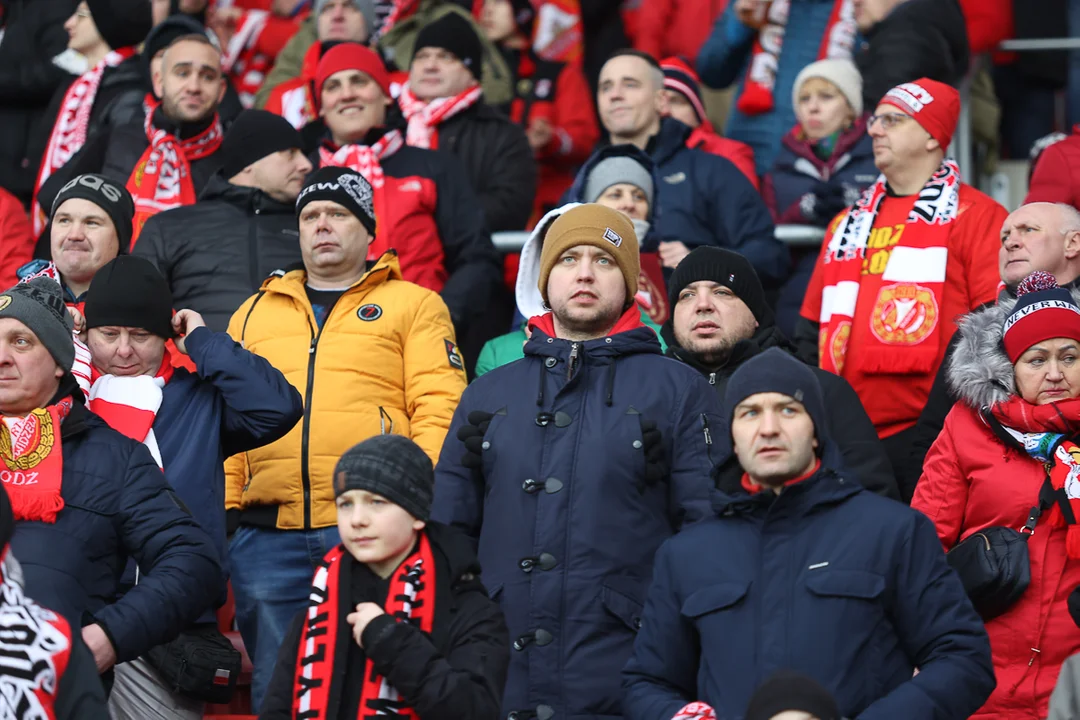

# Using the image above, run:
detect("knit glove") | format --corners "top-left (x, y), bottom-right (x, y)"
top-left (639, 417), bottom-right (668, 490)
top-left (799, 183), bottom-right (850, 225)
top-left (457, 410), bottom-right (494, 469)
top-left (672, 702), bottom-right (716, 720)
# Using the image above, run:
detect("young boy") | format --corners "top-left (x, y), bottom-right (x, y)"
top-left (260, 435), bottom-right (509, 719)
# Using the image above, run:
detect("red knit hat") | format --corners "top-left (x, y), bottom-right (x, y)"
top-left (877, 78), bottom-right (960, 150)
top-left (315, 42), bottom-right (391, 99)
top-left (1003, 271), bottom-right (1080, 363)
top-left (661, 56), bottom-right (707, 125)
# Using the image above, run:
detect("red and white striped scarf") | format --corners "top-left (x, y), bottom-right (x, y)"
top-left (817, 159), bottom-right (960, 376)
top-left (398, 83), bottom-right (483, 149)
top-left (222, 9), bottom-right (272, 107)
top-left (32, 48), bottom-right (137, 234)
top-left (318, 129), bottom-right (404, 189)
top-left (87, 351), bottom-right (174, 468)
top-left (127, 103), bottom-right (224, 247)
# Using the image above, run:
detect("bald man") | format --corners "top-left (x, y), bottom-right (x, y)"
top-left (902, 202), bottom-right (1080, 498)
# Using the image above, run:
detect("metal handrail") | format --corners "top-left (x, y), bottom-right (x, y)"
top-left (491, 224), bottom-right (826, 252)
top-left (999, 38), bottom-right (1080, 51)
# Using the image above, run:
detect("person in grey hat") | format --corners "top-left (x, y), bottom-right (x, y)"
top-left (259, 434), bottom-right (509, 720)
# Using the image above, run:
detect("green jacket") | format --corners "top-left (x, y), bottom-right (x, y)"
top-left (475, 308), bottom-right (667, 377)
top-left (255, 5), bottom-right (513, 110)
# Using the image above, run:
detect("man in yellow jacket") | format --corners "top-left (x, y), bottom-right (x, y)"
top-left (224, 166), bottom-right (466, 711)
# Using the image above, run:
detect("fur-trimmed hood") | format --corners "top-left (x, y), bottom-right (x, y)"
top-left (948, 286), bottom-right (1080, 408)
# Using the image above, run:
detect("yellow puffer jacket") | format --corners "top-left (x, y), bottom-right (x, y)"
top-left (224, 253), bottom-right (466, 530)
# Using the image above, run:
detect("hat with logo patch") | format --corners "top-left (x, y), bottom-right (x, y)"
top-left (0, 277), bottom-right (75, 371)
top-left (296, 166), bottom-right (377, 237)
top-left (877, 77), bottom-right (960, 150)
top-left (537, 203), bottom-right (639, 308)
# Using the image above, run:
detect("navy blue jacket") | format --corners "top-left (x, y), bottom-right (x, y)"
top-left (623, 465), bottom-right (995, 720)
top-left (563, 144), bottom-right (662, 250)
top-left (11, 394), bottom-right (223, 664)
top-left (432, 314), bottom-right (722, 719)
top-left (648, 119), bottom-right (787, 285)
top-left (155, 327), bottom-right (303, 585)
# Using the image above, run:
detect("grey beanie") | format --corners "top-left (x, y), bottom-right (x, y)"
top-left (314, 0), bottom-right (377, 39)
top-left (584, 156), bottom-right (654, 208)
top-left (0, 278), bottom-right (75, 371)
top-left (334, 435), bottom-right (434, 521)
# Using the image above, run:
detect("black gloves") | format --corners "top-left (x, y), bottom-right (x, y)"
top-left (800, 183), bottom-right (851, 225)
top-left (458, 410), bottom-right (494, 469)
top-left (638, 417), bottom-right (668, 492)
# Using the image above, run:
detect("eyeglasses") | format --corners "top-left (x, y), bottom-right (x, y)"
top-left (868, 112), bottom-right (911, 130)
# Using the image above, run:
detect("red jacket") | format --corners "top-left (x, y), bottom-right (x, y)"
top-left (507, 51), bottom-right (598, 227)
top-left (1025, 125), bottom-right (1080, 208)
top-left (914, 403), bottom-right (1080, 719)
top-left (0, 187), bottom-right (34, 289)
top-left (687, 120), bottom-right (758, 190)
top-left (958, 0), bottom-right (1013, 54)
top-left (265, 41), bottom-right (320, 128)
top-left (219, 1), bottom-right (302, 106)
top-left (632, 0), bottom-right (729, 66)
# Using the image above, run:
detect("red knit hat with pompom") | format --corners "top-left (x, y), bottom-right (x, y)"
top-left (1003, 271), bottom-right (1080, 362)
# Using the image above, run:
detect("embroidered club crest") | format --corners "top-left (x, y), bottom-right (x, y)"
top-left (0, 296), bottom-right (10, 312)
top-left (870, 283), bottom-right (939, 345)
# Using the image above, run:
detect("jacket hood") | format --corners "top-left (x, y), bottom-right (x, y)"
top-left (665, 322), bottom-right (793, 377)
top-left (198, 172), bottom-right (296, 213)
top-left (650, 117), bottom-right (694, 166)
top-left (711, 466), bottom-right (861, 517)
top-left (947, 291), bottom-right (1022, 409)
top-left (515, 202), bottom-right (582, 319)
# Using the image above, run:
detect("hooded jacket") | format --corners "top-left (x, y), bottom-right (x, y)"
top-left (624, 397), bottom-right (994, 720)
top-left (664, 320), bottom-right (898, 500)
top-left (259, 522), bottom-right (509, 720)
top-left (132, 173), bottom-right (305, 333)
top-left (432, 306), bottom-right (722, 718)
top-left (912, 291), bottom-right (1080, 719)
top-left (225, 252), bottom-right (466, 531)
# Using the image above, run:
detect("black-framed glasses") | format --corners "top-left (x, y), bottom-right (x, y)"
top-left (868, 112), bottom-right (911, 130)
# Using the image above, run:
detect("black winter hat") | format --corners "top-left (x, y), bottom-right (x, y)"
top-left (745, 670), bottom-right (841, 720)
top-left (52, 174), bottom-right (135, 254)
top-left (143, 14), bottom-right (209, 67)
top-left (724, 347), bottom-right (826, 443)
top-left (87, 0), bottom-right (153, 52)
top-left (221, 110), bottom-right (305, 179)
top-left (84, 256), bottom-right (174, 339)
top-left (412, 13), bottom-right (483, 80)
top-left (297, 166), bottom-right (377, 237)
top-left (668, 246), bottom-right (773, 326)
top-left (334, 435), bottom-right (434, 521)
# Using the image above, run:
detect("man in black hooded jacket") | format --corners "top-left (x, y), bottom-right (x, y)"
top-left (663, 246), bottom-right (899, 500)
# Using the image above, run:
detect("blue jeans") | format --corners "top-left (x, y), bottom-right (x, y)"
top-left (229, 525), bottom-right (341, 712)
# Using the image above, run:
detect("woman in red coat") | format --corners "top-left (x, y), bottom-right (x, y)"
top-left (913, 271), bottom-right (1080, 719)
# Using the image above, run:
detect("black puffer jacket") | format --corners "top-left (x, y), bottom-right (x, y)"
top-left (856, 0), bottom-right (969, 111)
top-left (133, 174), bottom-right (303, 333)
top-left (260, 522), bottom-right (509, 720)
top-left (0, 0), bottom-right (76, 205)
top-left (663, 322), bottom-right (900, 500)
top-left (435, 102), bottom-right (536, 232)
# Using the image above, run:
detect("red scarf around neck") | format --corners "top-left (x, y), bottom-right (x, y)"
top-left (88, 350), bottom-right (174, 469)
top-left (319, 129), bottom-right (404, 190)
top-left (127, 102), bottom-right (224, 247)
top-left (32, 47), bottom-right (137, 235)
top-left (527, 303), bottom-right (646, 339)
top-left (293, 534), bottom-right (436, 719)
top-left (0, 397), bottom-right (73, 524)
top-left (398, 83), bottom-right (483, 149)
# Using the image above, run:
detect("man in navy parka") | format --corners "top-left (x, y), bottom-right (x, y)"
top-left (623, 347), bottom-right (995, 720)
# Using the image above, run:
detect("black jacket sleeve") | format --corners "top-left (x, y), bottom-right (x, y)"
top-left (54, 631), bottom-right (110, 720)
top-left (0, 3), bottom-right (71, 104)
top-left (259, 612), bottom-right (305, 720)
top-left (900, 328), bottom-right (961, 502)
top-left (361, 590), bottom-right (509, 720)
top-left (817, 370), bottom-right (899, 500)
top-left (433, 154), bottom-right (503, 329)
top-left (481, 122), bottom-right (537, 232)
top-left (793, 317), bottom-right (820, 366)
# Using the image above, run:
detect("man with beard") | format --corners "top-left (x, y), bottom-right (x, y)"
top-left (433, 204), bottom-right (720, 718)
top-left (665, 246), bottom-right (898, 499)
top-left (134, 110), bottom-right (313, 333)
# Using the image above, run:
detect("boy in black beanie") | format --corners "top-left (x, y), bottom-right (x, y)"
top-left (260, 435), bottom-right (509, 720)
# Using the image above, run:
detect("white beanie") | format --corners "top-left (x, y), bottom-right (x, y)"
top-left (791, 58), bottom-right (863, 117)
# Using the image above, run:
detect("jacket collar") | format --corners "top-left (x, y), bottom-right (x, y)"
top-left (524, 305), bottom-right (661, 361)
top-left (262, 251), bottom-right (404, 308)
top-left (712, 465), bottom-right (861, 518)
top-left (647, 117), bottom-right (693, 165)
top-left (664, 323), bottom-right (792, 380)
top-left (780, 115), bottom-right (871, 170)
top-left (198, 172), bottom-right (294, 214)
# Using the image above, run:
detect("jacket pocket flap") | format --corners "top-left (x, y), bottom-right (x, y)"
top-left (681, 582), bottom-right (750, 618)
top-left (805, 570), bottom-right (885, 600)
top-left (601, 583), bottom-right (644, 631)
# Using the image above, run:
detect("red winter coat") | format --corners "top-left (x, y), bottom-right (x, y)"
top-left (219, 1), bottom-right (302, 106)
top-left (687, 120), bottom-right (758, 189)
top-left (1025, 125), bottom-right (1080, 209)
top-left (958, 0), bottom-right (1013, 54)
top-left (632, 0), bottom-right (729, 66)
top-left (507, 51), bottom-right (598, 227)
top-left (913, 297), bottom-right (1080, 719)
top-left (0, 186), bottom-right (34, 288)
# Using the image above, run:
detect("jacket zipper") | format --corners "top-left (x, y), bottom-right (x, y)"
top-left (300, 318), bottom-right (320, 529)
top-left (247, 208), bottom-right (261, 292)
top-left (701, 413), bottom-right (713, 463)
top-left (566, 342), bottom-right (580, 381)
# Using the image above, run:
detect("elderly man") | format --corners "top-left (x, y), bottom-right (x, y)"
top-left (134, 110), bottom-right (314, 333)
top-left (225, 166), bottom-right (466, 710)
top-left (433, 204), bottom-right (721, 718)
top-left (903, 202), bottom-right (1080, 495)
top-left (592, 50), bottom-right (786, 282)
top-left (78, 255), bottom-right (303, 719)
top-left (310, 42), bottom-right (502, 369)
top-left (623, 348), bottom-right (994, 720)
top-left (399, 12), bottom-right (536, 232)
top-left (664, 246), bottom-right (897, 499)
top-left (0, 279), bottom-right (221, 687)
top-left (797, 78), bottom-right (1007, 480)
